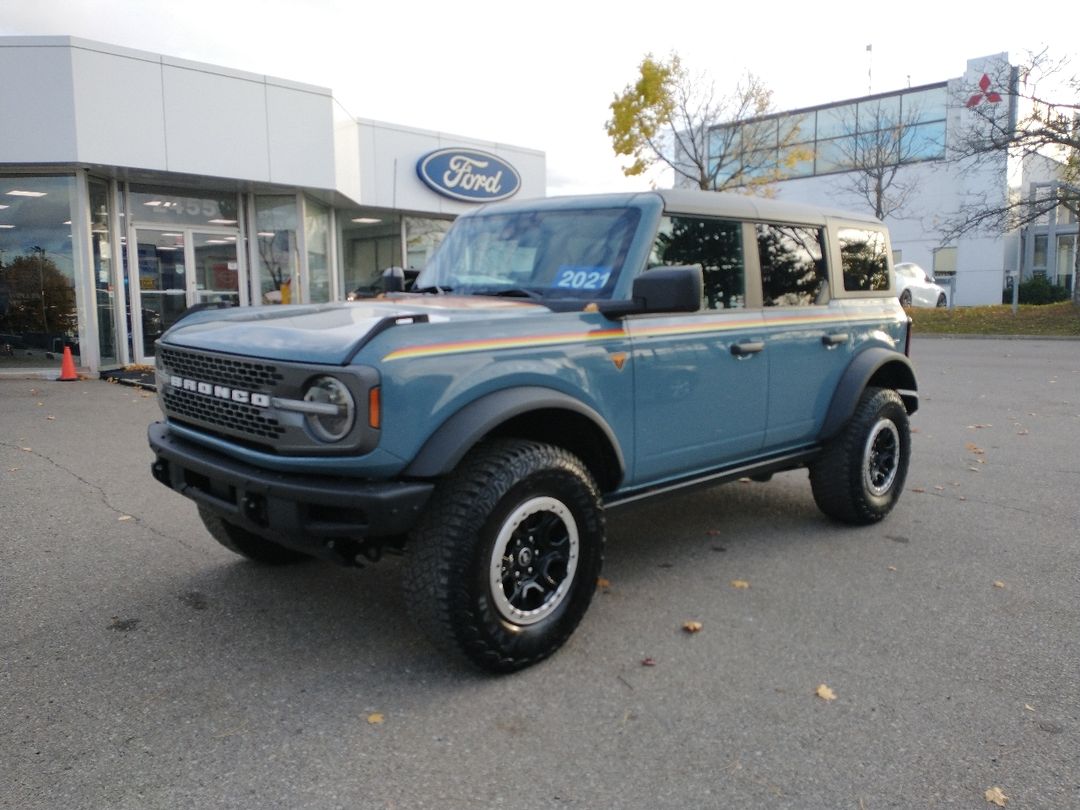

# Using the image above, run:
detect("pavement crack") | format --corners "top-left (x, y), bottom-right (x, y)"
top-left (1, 440), bottom-right (201, 554)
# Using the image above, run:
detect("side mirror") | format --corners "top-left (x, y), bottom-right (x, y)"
top-left (599, 266), bottom-right (703, 318)
top-left (382, 266), bottom-right (406, 293)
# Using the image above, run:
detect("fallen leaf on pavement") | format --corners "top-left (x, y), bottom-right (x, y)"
top-left (730, 580), bottom-right (750, 589)
top-left (118, 515), bottom-right (133, 522)
top-left (911, 487), bottom-right (926, 493)
top-left (887, 566), bottom-right (898, 572)
top-left (993, 580), bottom-right (1006, 589)
top-left (965, 442), bottom-right (985, 454)
top-left (815, 684), bottom-right (836, 701)
top-left (984, 786), bottom-right (1008, 806)
top-left (597, 577), bottom-right (612, 590)
top-left (1024, 704), bottom-right (1035, 712)
top-left (46, 416), bottom-right (56, 421)
top-left (641, 657), bottom-right (657, 667)
top-left (682, 621), bottom-right (703, 633)
top-left (366, 713), bottom-right (385, 725)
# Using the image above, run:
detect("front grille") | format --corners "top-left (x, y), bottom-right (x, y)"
top-left (158, 347), bottom-right (283, 389)
top-left (158, 347), bottom-right (286, 442)
top-left (156, 346), bottom-right (379, 457)
top-left (162, 388), bottom-right (285, 440)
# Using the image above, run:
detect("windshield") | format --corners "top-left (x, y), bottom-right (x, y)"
top-left (415, 207), bottom-right (641, 299)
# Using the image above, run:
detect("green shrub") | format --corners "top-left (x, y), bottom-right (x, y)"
top-left (1009, 276), bottom-right (1071, 305)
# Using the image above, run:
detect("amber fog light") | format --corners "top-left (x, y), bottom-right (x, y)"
top-left (302, 376), bottom-right (355, 442)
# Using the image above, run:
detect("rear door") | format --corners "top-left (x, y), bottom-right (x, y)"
top-left (756, 221), bottom-right (853, 449)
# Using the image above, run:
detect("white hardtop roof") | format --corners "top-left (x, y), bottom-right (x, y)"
top-left (653, 188), bottom-right (881, 226)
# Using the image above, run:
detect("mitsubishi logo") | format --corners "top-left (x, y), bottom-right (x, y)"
top-left (966, 74), bottom-right (1003, 108)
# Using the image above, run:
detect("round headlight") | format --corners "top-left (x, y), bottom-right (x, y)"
top-left (302, 376), bottom-right (355, 442)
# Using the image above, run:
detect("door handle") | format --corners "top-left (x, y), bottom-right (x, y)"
top-left (821, 333), bottom-right (849, 346)
top-left (731, 341), bottom-right (765, 356)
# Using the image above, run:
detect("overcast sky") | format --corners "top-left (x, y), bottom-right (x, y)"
top-left (2, 0), bottom-right (1073, 195)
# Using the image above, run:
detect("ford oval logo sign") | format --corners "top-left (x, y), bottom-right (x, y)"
top-left (417, 148), bottom-right (521, 203)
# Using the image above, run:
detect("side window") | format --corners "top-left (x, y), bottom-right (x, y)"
top-left (650, 216), bottom-right (745, 310)
top-left (839, 227), bottom-right (890, 292)
top-left (757, 223), bottom-right (828, 307)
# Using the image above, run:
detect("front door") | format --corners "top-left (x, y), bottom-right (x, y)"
top-left (130, 227), bottom-right (243, 362)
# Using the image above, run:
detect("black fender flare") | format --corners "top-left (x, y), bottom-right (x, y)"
top-left (403, 386), bottom-right (627, 484)
top-left (819, 349), bottom-right (918, 442)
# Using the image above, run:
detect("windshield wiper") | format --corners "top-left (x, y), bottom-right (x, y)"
top-left (412, 285), bottom-right (452, 294)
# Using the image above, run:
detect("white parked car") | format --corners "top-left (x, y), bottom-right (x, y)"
top-left (894, 262), bottom-right (948, 308)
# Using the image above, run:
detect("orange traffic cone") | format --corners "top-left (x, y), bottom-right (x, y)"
top-left (57, 345), bottom-right (78, 381)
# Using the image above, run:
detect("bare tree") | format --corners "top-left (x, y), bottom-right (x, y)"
top-left (944, 50), bottom-right (1080, 300)
top-left (607, 53), bottom-right (808, 193)
top-left (828, 99), bottom-right (931, 220)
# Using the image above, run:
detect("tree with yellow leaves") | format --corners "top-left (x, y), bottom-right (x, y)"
top-left (606, 53), bottom-right (808, 194)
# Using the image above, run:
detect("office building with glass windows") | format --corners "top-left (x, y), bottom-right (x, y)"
top-left (687, 53), bottom-right (1076, 305)
top-left (0, 36), bottom-right (545, 376)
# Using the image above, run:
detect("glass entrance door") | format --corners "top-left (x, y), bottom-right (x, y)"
top-left (134, 229), bottom-right (186, 359)
top-left (131, 227), bottom-right (242, 362)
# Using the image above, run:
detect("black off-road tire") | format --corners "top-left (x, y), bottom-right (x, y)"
top-left (198, 505), bottom-right (311, 565)
top-left (403, 439), bottom-right (605, 673)
top-left (809, 387), bottom-right (910, 525)
top-left (936, 293), bottom-right (948, 308)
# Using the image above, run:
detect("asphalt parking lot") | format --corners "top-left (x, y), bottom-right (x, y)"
top-left (2, 337), bottom-right (1078, 809)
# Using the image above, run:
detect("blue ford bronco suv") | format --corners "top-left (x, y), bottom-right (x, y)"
top-left (149, 189), bottom-right (917, 672)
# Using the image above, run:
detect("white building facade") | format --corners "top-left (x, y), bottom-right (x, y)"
top-left (689, 54), bottom-right (1075, 306)
top-left (0, 36), bottom-right (545, 375)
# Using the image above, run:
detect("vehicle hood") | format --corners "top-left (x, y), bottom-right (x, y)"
top-left (158, 297), bottom-right (544, 365)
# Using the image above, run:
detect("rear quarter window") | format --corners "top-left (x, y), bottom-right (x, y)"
top-left (839, 227), bottom-right (890, 292)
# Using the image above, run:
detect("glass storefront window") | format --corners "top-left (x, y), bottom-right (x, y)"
top-left (90, 179), bottom-right (119, 366)
top-left (305, 198), bottom-right (331, 303)
top-left (339, 211), bottom-right (402, 295)
top-left (1033, 234), bottom-right (1048, 268)
top-left (254, 195), bottom-right (298, 304)
top-left (1057, 235), bottom-right (1075, 293)
top-left (405, 217), bottom-right (452, 271)
top-left (0, 175), bottom-right (78, 369)
top-left (129, 185), bottom-right (240, 229)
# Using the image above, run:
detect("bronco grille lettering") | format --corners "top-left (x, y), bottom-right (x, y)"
top-left (169, 375), bottom-right (271, 408)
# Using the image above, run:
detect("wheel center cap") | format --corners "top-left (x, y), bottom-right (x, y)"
top-left (517, 548), bottom-right (534, 567)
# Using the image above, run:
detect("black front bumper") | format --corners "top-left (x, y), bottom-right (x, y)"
top-left (148, 421), bottom-right (434, 545)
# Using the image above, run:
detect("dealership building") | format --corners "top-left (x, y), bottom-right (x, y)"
top-left (689, 53), bottom-right (1076, 306)
top-left (0, 36), bottom-right (545, 376)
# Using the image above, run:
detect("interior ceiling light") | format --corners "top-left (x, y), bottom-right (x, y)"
top-left (351, 217), bottom-right (382, 224)
top-left (143, 200), bottom-right (163, 207)
top-left (208, 219), bottom-right (237, 225)
top-left (6, 190), bottom-right (47, 197)
top-left (0, 204), bottom-right (9, 209)
top-left (256, 231), bottom-right (275, 237)
top-left (0, 224), bottom-right (15, 229)
top-left (207, 239), bottom-right (228, 244)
